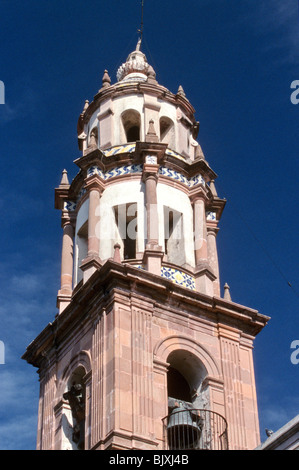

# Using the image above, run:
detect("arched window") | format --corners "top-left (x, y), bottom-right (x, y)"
top-left (121, 109), bottom-right (141, 143)
top-left (160, 116), bottom-right (175, 148)
top-left (114, 202), bottom-right (137, 260)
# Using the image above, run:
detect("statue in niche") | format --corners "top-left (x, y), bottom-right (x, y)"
top-left (63, 383), bottom-right (85, 450)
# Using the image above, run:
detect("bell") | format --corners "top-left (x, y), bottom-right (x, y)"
top-left (167, 405), bottom-right (202, 450)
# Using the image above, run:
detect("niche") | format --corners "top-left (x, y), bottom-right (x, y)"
top-left (62, 366), bottom-right (86, 450)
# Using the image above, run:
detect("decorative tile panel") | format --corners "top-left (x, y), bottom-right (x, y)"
top-left (207, 211), bottom-right (216, 221)
top-left (87, 164), bottom-right (143, 180)
top-left (103, 144), bottom-right (136, 157)
top-left (159, 167), bottom-right (205, 188)
top-left (161, 266), bottom-right (195, 290)
top-left (63, 201), bottom-right (77, 211)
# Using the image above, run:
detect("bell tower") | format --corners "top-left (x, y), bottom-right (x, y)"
top-left (23, 40), bottom-right (269, 451)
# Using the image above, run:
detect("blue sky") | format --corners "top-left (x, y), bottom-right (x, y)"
top-left (0, 0), bottom-right (298, 450)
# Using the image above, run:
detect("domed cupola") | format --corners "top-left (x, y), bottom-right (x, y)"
top-left (116, 38), bottom-right (156, 83)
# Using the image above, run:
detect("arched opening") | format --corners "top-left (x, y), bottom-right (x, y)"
top-left (62, 366), bottom-right (86, 450)
top-left (160, 116), bottom-right (175, 148)
top-left (165, 350), bottom-right (209, 450)
top-left (121, 109), bottom-right (141, 143)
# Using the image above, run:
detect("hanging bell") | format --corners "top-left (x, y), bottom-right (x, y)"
top-left (167, 405), bottom-right (202, 450)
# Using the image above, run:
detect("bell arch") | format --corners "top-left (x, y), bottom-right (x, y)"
top-left (154, 334), bottom-right (224, 415)
top-left (153, 334), bottom-right (221, 379)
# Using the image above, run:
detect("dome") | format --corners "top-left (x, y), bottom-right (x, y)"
top-left (116, 39), bottom-right (156, 82)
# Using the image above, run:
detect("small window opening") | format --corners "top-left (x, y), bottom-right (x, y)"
top-left (114, 203), bottom-right (137, 260)
top-left (164, 207), bottom-right (185, 265)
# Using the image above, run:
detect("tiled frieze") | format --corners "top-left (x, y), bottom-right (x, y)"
top-left (161, 266), bottom-right (195, 290)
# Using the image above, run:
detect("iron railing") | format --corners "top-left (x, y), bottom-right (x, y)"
top-left (162, 408), bottom-right (228, 450)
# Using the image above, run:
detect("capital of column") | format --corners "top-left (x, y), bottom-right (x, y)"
top-left (206, 222), bottom-right (219, 236)
top-left (61, 211), bottom-right (76, 230)
top-left (84, 173), bottom-right (105, 193)
top-left (189, 186), bottom-right (209, 205)
top-left (142, 163), bottom-right (160, 183)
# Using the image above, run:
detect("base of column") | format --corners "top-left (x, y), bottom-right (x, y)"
top-left (143, 245), bottom-right (164, 276)
top-left (57, 292), bottom-right (72, 314)
top-left (80, 255), bottom-right (102, 283)
top-left (194, 262), bottom-right (216, 296)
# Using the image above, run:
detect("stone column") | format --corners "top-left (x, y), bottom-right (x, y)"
top-left (207, 224), bottom-right (220, 297)
top-left (191, 192), bottom-right (215, 296)
top-left (142, 159), bottom-right (163, 275)
top-left (87, 188), bottom-right (101, 258)
top-left (193, 196), bottom-right (208, 266)
top-left (80, 173), bottom-right (103, 283)
top-left (57, 214), bottom-right (75, 313)
top-left (145, 173), bottom-right (159, 246)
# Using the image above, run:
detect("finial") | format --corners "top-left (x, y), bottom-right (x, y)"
top-left (145, 119), bottom-right (159, 143)
top-left (113, 243), bottom-right (121, 263)
top-left (195, 143), bottom-right (205, 160)
top-left (59, 169), bottom-right (70, 187)
top-left (177, 85), bottom-right (186, 97)
top-left (223, 283), bottom-right (232, 301)
top-left (102, 69), bottom-right (111, 89)
top-left (83, 100), bottom-right (89, 112)
top-left (209, 180), bottom-right (218, 197)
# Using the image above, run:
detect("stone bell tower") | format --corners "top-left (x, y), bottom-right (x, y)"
top-left (23, 40), bottom-right (269, 451)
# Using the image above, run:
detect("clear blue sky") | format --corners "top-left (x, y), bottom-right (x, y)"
top-left (0, 0), bottom-right (298, 450)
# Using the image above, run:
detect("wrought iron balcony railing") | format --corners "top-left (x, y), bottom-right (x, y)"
top-left (162, 407), bottom-right (228, 450)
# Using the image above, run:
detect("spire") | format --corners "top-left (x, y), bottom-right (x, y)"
top-left (101, 70), bottom-right (111, 89)
top-left (177, 85), bottom-right (186, 97)
top-left (59, 169), bottom-right (69, 187)
top-left (209, 180), bottom-right (218, 197)
top-left (145, 119), bottom-right (158, 143)
top-left (195, 143), bottom-right (206, 160)
top-left (223, 283), bottom-right (232, 301)
top-left (113, 243), bottom-right (121, 263)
